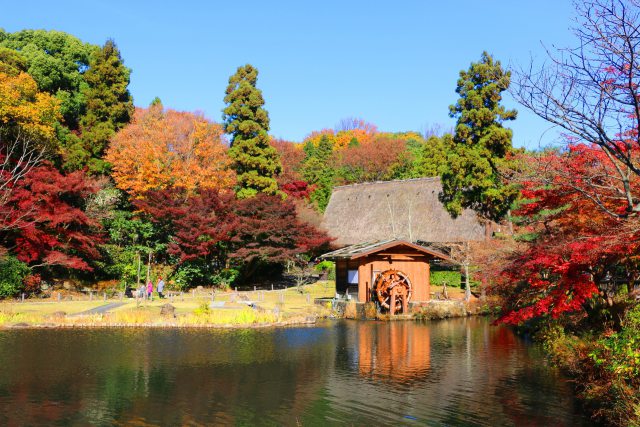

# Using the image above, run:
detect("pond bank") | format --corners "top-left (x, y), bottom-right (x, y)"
top-left (3, 315), bottom-right (319, 330)
top-left (328, 297), bottom-right (496, 320)
top-left (533, 320), bottom-right (640, 427)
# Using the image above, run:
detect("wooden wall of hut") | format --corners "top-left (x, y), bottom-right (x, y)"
top-left (336, 246), bottom-right (433, 303)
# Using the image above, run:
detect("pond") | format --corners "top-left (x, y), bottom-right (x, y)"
top-left (0, 318), bottom-right (593, 426)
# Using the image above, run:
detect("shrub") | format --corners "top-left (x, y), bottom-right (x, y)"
top-left (211, 268), bottom-right (239, 288)
top-left (587, 305), bottom-right (640, 425)
top-left (23, 274), bottom-right (42, 294)
top-left (431, 270), bottom-right (461, 288)
top-left (314, 260), bottom-right (335, 280)
top-left (0, 256), bottom-right (30, 298)
top-left (172, 264), bottom-right (204, 290)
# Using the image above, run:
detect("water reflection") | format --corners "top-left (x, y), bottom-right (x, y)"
top-left (0, 319), bottom-right (593, 426)
top-left (355, 322), bottom-right (431, 384)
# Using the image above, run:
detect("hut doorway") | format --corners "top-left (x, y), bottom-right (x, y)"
top-left (374, 269), bottom-right (412, 314)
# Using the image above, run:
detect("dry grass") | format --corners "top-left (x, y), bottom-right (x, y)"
top-left (178, 308), bottom-right (278, 326)
top-left (0, 301), bottom-right (106, 315)
top-left (0, 282), bottom-right (335, 328)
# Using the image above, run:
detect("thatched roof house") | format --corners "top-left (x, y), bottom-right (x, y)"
top-left (321, 177), bottom-right (486, 246)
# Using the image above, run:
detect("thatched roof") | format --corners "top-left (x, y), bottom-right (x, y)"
top-left (320, 239), bottom-right (455, 263)
top-left (321, 177), bottom-right (486, 246)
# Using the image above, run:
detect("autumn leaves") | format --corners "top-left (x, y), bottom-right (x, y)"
top-left (107, 105), bottom-right (234, 197)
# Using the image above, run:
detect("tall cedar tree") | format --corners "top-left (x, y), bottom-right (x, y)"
top-left (69, 39), bottom-right (134, 174)
top-left (230, 194), bottom-right (332, 281)
top-left (223, 64), bottom-right (281, 199)
top-left (441, 52), bottom-right (518, 221)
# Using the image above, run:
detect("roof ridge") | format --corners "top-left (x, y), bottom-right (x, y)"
top-left (332, 176), bottom-right (440, 190)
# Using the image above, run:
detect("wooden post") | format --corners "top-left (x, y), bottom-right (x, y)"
top-left (57, 292), bottom-right (61, 302)
top-left (103, 292), bottom-right (107, 301)
top-left (271, 284), bottom-right (274, 291)
top-left (21, 293), bottom-right (24, 303)
top-left (89, 291), bottom-right (93, 301)
top-left (401, 293), bottom-right (408, 314)
top-left (136, 252), bottom-right (141, 288)
top-left (389, 288), bottom-right (396, 316)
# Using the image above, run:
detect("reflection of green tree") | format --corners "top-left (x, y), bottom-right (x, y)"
top-left (0, 321), bottom-right (587, 425)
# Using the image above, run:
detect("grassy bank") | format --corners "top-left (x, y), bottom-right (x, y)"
top-left (0, 282), bottom-right (335, 328)
top-left (533, 308), bottom-right (640, 427)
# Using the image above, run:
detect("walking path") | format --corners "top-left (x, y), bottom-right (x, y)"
top-left (72, 302), bottom-right (125, 316)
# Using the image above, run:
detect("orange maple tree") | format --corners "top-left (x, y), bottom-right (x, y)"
top-left (106, 105), bottom-right (235, 197)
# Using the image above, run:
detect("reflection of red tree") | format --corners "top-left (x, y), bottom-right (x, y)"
top-left (357, 322), bottom-right (430, 383)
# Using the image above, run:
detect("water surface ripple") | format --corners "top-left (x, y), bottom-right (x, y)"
top-left (0, 318), bottom-right (593, 426)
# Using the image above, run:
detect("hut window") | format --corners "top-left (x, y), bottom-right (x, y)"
top-left (347, 270), bottom-right (359, 284)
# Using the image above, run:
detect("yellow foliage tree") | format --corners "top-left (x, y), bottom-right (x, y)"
top-left (0, 71), bottom-right (60, 145)
top-left (107, 105), bottom-right (235, 197)
top-left (302, 119), bottom-right (377, 150)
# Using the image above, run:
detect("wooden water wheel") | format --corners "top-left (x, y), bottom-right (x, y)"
top-left (374, 269), bottom-right (412, 313)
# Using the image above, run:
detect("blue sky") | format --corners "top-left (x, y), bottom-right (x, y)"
top-left (3, 1), bottom-right (575, 148)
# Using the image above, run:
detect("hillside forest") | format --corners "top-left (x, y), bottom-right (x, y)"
top-left (1, 1), bottom-right (640, 423)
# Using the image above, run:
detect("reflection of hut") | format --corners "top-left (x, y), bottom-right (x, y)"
top-left (358, 322), bottom-right (431, 382)
top-left (321, 178), bottom-right (489, 310)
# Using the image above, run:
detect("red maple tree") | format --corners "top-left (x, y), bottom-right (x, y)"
top-left (229, 194), bottom-right (333, 280)
top-left (0, 163), bottom-right (102, 271)
top-left (495, 145), bottom-right (640, 324)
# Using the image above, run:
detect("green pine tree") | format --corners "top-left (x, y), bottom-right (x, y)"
top-left (70, 39), bottom-right (133, 174)
top-left (440, 52), bottom-right (518, 221)
top-left (301, 135), bottom-right (335, 211)
top-left (223, 64), bottom-right (281, 199)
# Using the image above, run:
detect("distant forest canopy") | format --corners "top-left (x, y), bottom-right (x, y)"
top-left (1, 2), bottom-right (639, 332)
top-left (0, 27), bottom-right (520, 296)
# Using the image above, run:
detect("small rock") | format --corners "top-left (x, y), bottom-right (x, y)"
top-left (160, 303), bottom-right (176, 317)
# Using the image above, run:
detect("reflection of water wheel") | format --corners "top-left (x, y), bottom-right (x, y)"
top-left (374, 269), bottom-right (412, 313)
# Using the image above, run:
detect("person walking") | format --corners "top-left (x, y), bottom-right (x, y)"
top-left (147, 279), bottom-right (153, 301)
top-left (157, 277), bottom-right (165, 299)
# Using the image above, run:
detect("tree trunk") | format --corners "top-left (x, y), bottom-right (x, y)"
top-left (481, 274), bottom-right (487, 301)
top-left (136, 252), bottom-right (141, 287)
top-left (464, 263), bottom-right (471, 302)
